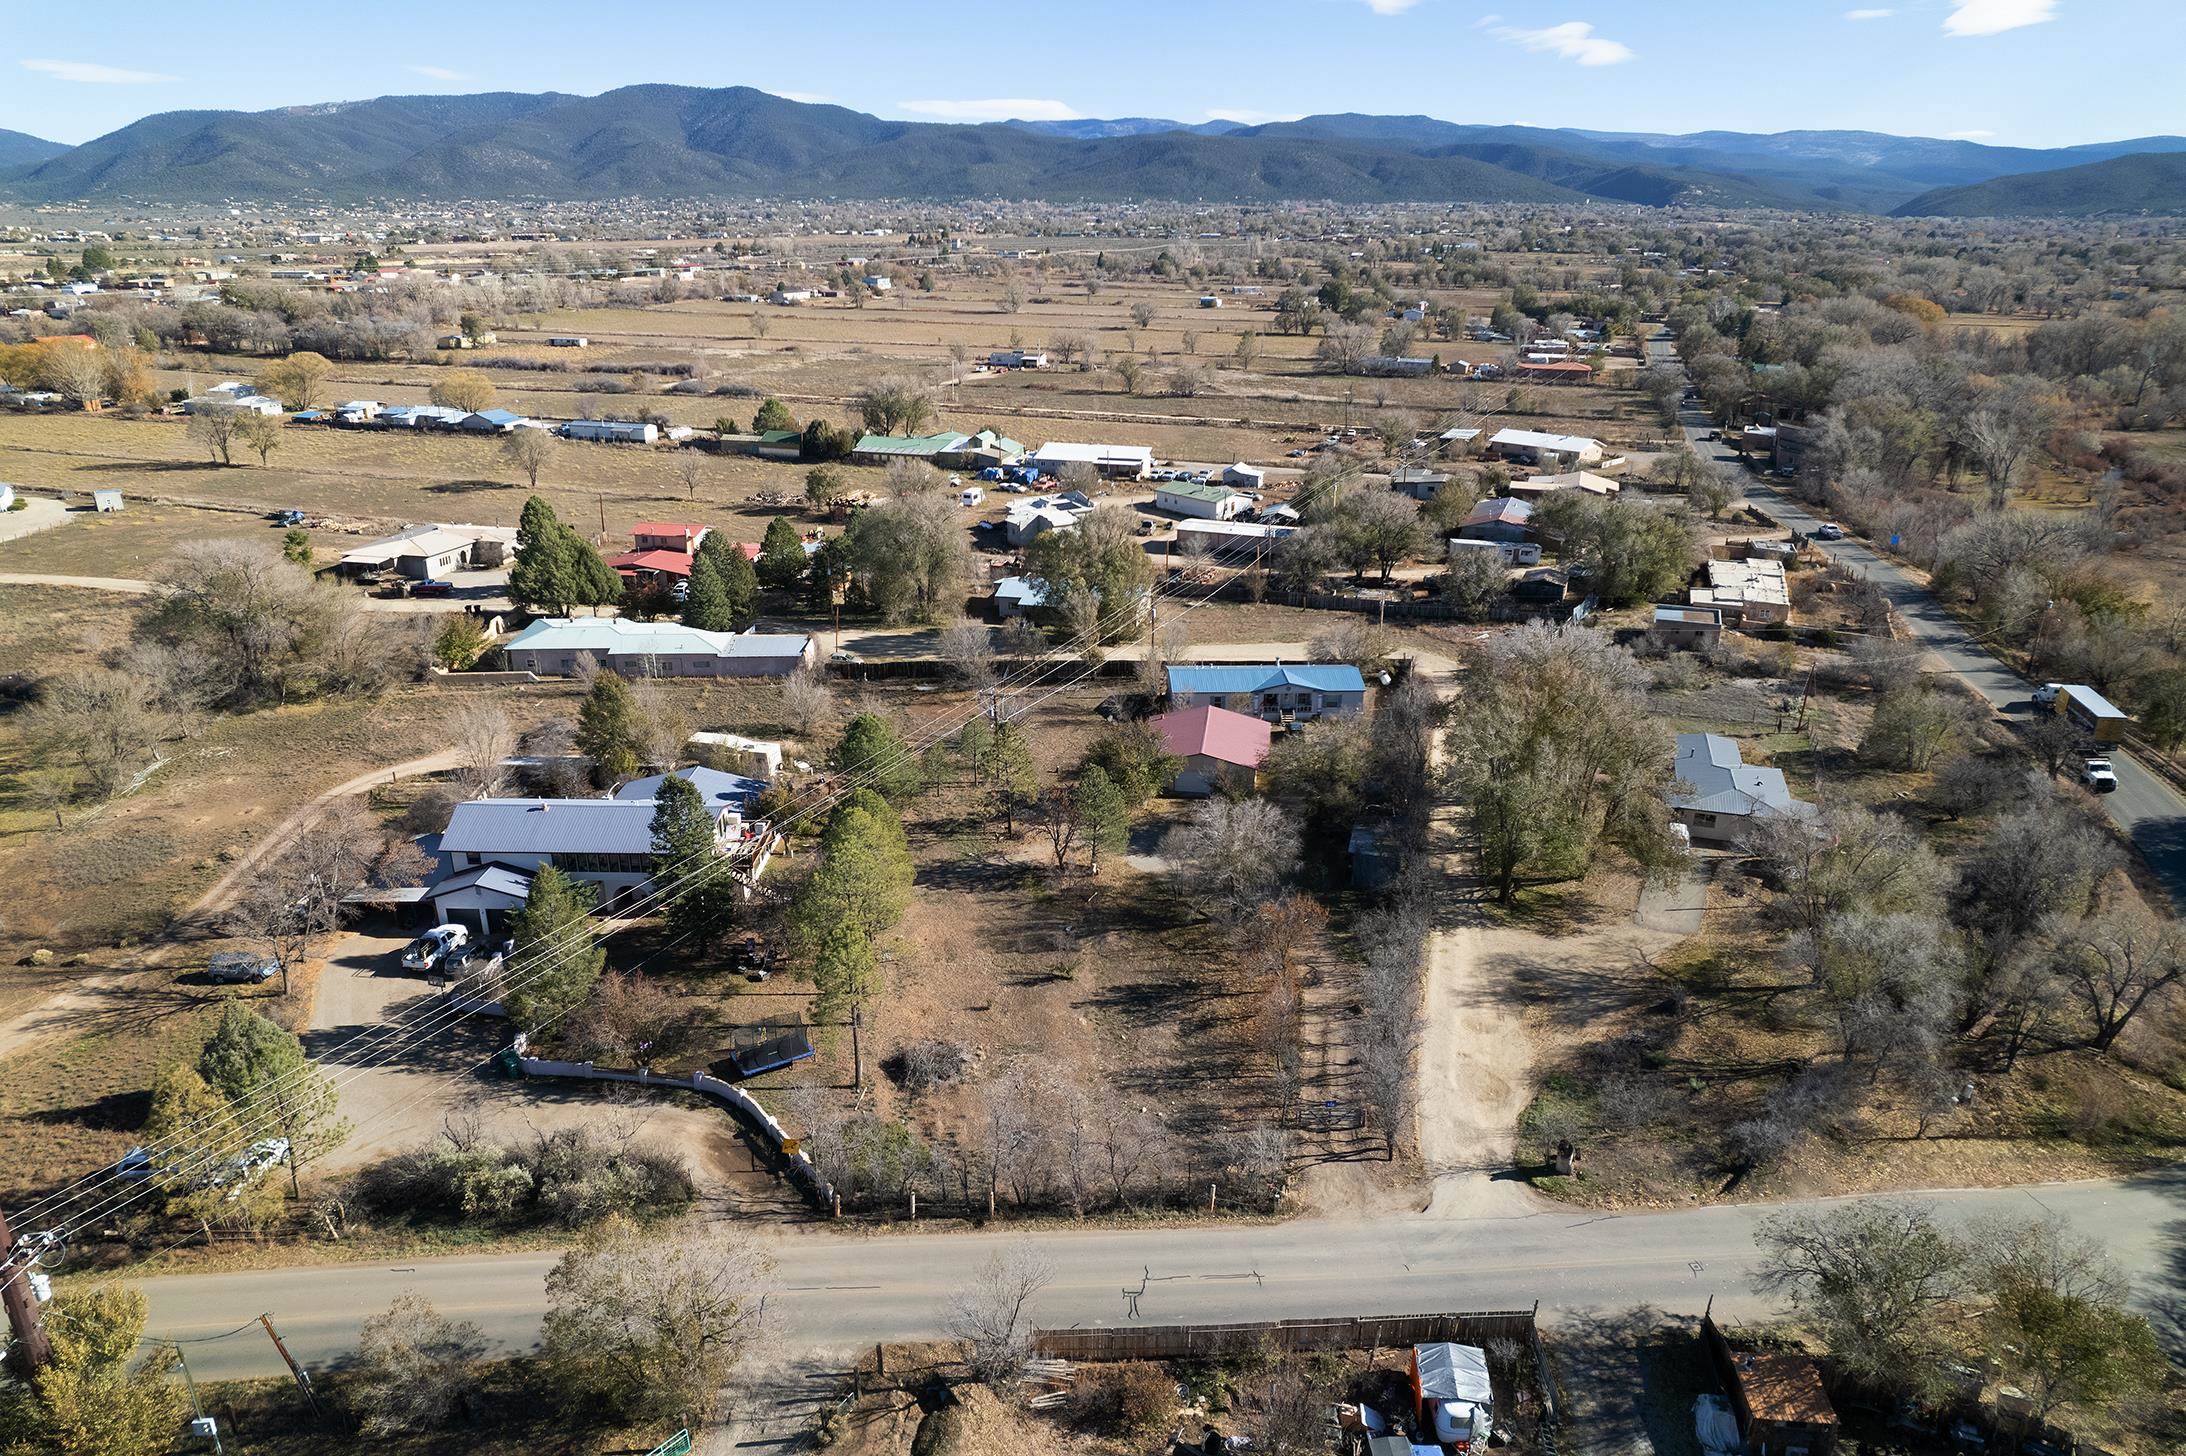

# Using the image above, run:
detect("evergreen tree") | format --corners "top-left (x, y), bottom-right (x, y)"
top-left (1075, 765), bottom-right (1130, 875)
top-left (504, 866), bottom-right (605, 1034)
top-left (509, 495), bottom-right (574, 612)
top-left (0, 1284), bottom-right (188, 1456)
top-left (834, 712), bottom-right (915, 800)
top-left (791, 790), bottom-right (914, 946)
top-left (1080, 722), bottom-right (1179, 809)
top-left (648, 774), bottom-right (735, 954)
top-left (805, 537), bottom-right (850, 614)
top-left (682, 553), bottom-right (735, 632)
top-left (752, 396), bottom-right (796, 433)
top-left (565, 531), bottom-right (626, 609)
top-left (576, 673), bottom-right (644, 780)
top-left (757, 516), bottom-right (806, 590)
top-left (695, 532), bottom-right (758, 624)
top-left (986, 721), bottom-right (1039, 834)
top-left (810, 921), bottom-right (876, 1023)
top-left (197, 1004), bottom-right (349, 1196)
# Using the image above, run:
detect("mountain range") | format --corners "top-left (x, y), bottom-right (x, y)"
top-left (2, 87), bottom-right (2181, 216)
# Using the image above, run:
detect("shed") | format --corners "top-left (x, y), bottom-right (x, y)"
top-left (1651, 604), bottom-right (1723, 652)
top-left (92, 489), bottom-right (123, 512)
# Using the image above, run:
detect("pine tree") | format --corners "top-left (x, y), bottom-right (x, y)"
top-left (752, 396), bottom-right (796, 433)
top-left (791, 790), bottom-right (914, 946)
top-left (695, 532), bottom-right (758, 624)
top-left (834, 713), bottom-right (915, 800)
top-left (649, 774), bottom-right (735, 953)
top-left (1074, 765), bottom-right (1130, 876)
top-left (509, 495), bottom-right (573, 612)
top-left (682, 553), bottom-right (735, 632)
top-left (197, 1004), bottom-right (349, 1196)
top-left (565, 531), bottom-right (627, 608)
top-left (986, 722), bottom-right (1039, 834)
top-left (505, 866), bottom-right (604, 1034)
top-left (810, 921), bottom-right (875, 1023)
top-left (576, 673), bottom-right (643, 780)
top-left (757, 516), bottom-right (806, 589)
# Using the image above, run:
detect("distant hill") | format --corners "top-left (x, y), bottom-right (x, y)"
top-left (1894, 151), bottom-right (2186, 217)
top-left (2, 87), bottom-right (2179, 213)
top-left (0, 129), bottom-right (65, 168)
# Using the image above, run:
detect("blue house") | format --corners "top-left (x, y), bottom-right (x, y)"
top-left (1164, 663), bottom-right (1368, 722)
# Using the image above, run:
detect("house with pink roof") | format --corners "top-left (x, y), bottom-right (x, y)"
top-left (1152, 704), bottom-right (1274, 797)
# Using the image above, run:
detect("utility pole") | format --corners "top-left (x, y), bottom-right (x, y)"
top-left (0, 1209), bottom-right (52, 1376)
top-left (172, 1344), bottom-right (225, 1455)
top-left (259, 1314), bottom-right (322, 1422)
top-left (850, 1003), bottom-right (863, 1091)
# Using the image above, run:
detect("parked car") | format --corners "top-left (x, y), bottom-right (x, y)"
top-left (2032, 682), bottom-right (2064, 706)
top-left (2080, 757), bottom-right (2119, 793)
top-left (1813, 522), bottom-right (1845, 540)
top-left (207, 951), bottom-right (278, 984)
top-left (1703, 429), bottom-right (1722, 441)
top-left (400, 924), bottom-right (469, 971)
top-left (831, 649), bottom-right (863, 664)
top-left (446, 939), bottom-right (511, 978)
top-left (409, 579), bottom-right (455, 598)
top-left (271, 509), bottom-right (306, 527)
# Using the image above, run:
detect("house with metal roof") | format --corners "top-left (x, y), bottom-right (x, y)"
top-left (336, 522), bottom-right (517, 579)
top-left (456, 408), bottom-right (530, 433)
top-left (1154, 479), bottom-right (1250, 520)
top-left (1029, 441), bottom-right (1155, 480)
top-left (1152, 705), bottom-right (1273, 796)
top-left (849, 430), bottom-right (969, 465)
top-left (1484, 427), bottom-right (1605, 469)
top-left (1458, 496), bottom-right (1535, 544)
top-left (560, 418), bottom-right (658, 444)
top-left (1165, 663), bottom-right (1367, 721)
top-left (1668, 733), bottom-right (1813, 845)
top-left (501, 618), bottom-right (815, 678)
top-left (613, 765), bottom-right (765, 813)
top-left (989, 575), bottom-right (1053, 619)
top-left (1650, 603), bottom-right (1724, 652)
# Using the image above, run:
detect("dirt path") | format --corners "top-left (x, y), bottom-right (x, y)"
top-left (184, 747), bottom-right (464, 920)
top-left (0, 570), bottom-right (156, 593)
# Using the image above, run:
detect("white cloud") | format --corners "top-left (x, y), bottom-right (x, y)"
top-left (20, 58), bottom-right (177, 84)
top-left (1844, 8), bottom-right (1894, 19)
top-left (1358, 0), bottom-right (1424, 13)
top-left (1491, 21), bottom-right (1634, 66)
top-left (1942, 0), bottom-right (2058, 36)
top-left (409, 65), bottom-right (471, 82)
top-left (1945, 129), bottom-right (1997, 140)
top-left (1204, 108), bottom-right (1303, 126)
top-left (776, 91), bottom-right (833, 105)
top-left (899, 98), bottom-right (1081, 122)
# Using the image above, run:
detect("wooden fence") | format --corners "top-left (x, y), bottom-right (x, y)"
top-left (1032, 1309), bottom-right (1538, 1361)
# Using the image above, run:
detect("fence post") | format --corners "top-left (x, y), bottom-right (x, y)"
top-left (1208, 1182), bottom-right (1217, 1212)
top-left (909, 1191), bottom-right (917, 1221)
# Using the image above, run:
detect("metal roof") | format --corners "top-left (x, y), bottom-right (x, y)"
top-left (1167, 663), bottom-right (1367, 696)
top-left (613, 766), bottom-right (764, 810)
top-left (1153, 705), bottom-right (1273, 767)
top-left (851, 431), bottom-right (969, 457)
top-left (440, 799), bottom-right (664, 857)
top-left (1669, 733), bottom-right (1810, 819)
top-left (501, 617), bottom-right (812, 660)
top-left (1157, 480), bottom-right (1247, 504)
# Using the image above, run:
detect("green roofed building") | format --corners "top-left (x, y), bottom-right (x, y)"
top-left (850, 431), bottom-right (969, 465)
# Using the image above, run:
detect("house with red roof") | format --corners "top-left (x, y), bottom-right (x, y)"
top-left (631, 522), bottom-right (709, 554)
top-left (607, 522), bottom-right (751, 589)
top-left (1152, 704), bottom-right (1273, 797)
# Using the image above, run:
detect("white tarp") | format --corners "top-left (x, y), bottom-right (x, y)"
top-left (1414, 1343), bottom-right (1492, 1405)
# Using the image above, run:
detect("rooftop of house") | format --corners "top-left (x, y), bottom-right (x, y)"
top-left (1670, 733), bottom-right (1812, 820)
top-left (1654, 604), bottom-right (1724, 626)
top-left (440, 798), bottom-right (677, 857)
top-left (1465, 496), bottom-right (1534, 525)
top-left (1158, 479), bottom-right (1248, 504)
top-left (613, 765), bottom-right (765, 811)
top-left (1167, 663), bottom-right (1368, 696)
top-left (502, 617), bottom-right (811, 659)
top-left (851, 431), bottom-right (969, 456)
top-left (339, 522), bottom-right (517, 564)
top-left (1032, 441), bottom-right (1155, 463)
top-left (632, 521), bottom-right (705, 539)
top-left (1153, 705), bottom-right (1274, 768)
top-left (991, 575), bottom-right (1053, 606)
top-left (607, 548), bottom-right (695, 577)
top-left (1489, 426), bottom-right (1602, 453)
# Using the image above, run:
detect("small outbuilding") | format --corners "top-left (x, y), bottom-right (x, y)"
top-left (1152, 705), bottom-right (1273, 796)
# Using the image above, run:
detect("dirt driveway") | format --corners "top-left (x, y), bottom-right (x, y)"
top-left (307, 929), bottom-right (753, 1192)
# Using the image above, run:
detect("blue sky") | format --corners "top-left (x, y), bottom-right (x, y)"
top-left (2, 1), bottom-right (2174, 149)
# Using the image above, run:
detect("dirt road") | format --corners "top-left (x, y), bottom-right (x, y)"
top-left (0, 569), bottom-right (156, 593)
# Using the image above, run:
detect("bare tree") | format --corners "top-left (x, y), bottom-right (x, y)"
top-left (226, 804), bottom-right (374, 994)
top-left (27, 668), bottom-right (176, 801)
top-left (945, 1243), bottom-right (1054, 1384)
top-left (187, 402), bottom-right (240, 464)
top-left (453, 701), bottom-right (515, 796)
top-left (350, 1294), bottom-right (488, 1436)
top-left (1161, 799), bottom-right (1302, 917)
top-left (780, 668), bottom-right (836, 736)
top-left (938, 618), bottom-right (997, 688)
top-left (2044, 900), bottom-right (2186, 1051)
top-left (673, 449), bottom-right (706, 500)
top-left (502, 428), bottom-right (553, 489)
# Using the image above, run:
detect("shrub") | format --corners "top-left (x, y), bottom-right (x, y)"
top-left (1071, 1362), bottom-right (1176, 1437)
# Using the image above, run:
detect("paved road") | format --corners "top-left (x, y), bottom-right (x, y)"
top-left (134, 1171), bottom-right (2183, 1382)
top-left (1649, 335), bottom-right (2186, 908)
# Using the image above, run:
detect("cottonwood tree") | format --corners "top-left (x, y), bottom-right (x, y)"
top-left (188, 401), bottom-right (241, 463)
top-left (1445, 624), bottom-right (1678, 904)
top-left (0, 1284), bottom-right (187, 1456)
top-left (429, 368), bottom-right (497, 412)
top-left (1161, 798), bottom-right (1302, 917)
top-left (938, 617), bottom-right (997, 688)
top-left (453, 701), bottom-right (514, 795)
top-left (260, 350), bottom-right (332, 409)
top-left (349, 1294), bottom-right (489, 1436)
top-left (234, 409), bottom-right (283, 466)
top-left (1746, 802), bottom-right (1946, 936)
top-left (853, 376), bottom-right (936, 436)
top-left (945, 1244), bottom-right (1054, 1384)
top-left (1966, 1216), bottom-right (2165, 1418)
top-left (2042, 900), bottom-right (2186, 1052)
top-left (841, 491), bottom-right (972, 623)
top-left (1023, 503), bottom-right (1155, 643)
top-left (576, 970), bottom-right (695, 1069)
top-left (779, 668), bottom-right (836, 735)
top-left (502, 427), bottom-right (553, 488)
top-left (27, 668), bottom-right (175, 801)
top-left (227, 805), bottom-right (373, 996)
top-left (541, 1216), bottom-right (772, 1424)
top-left (1861, 682), bottom-right (1986, 771)
top-left (1952, 804), bottom-right (2118, 1028)
top-left (1752, 1199), bottom-right (1968, 1401)
top-left (1794, 909), bottom-right (1960, 1064)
